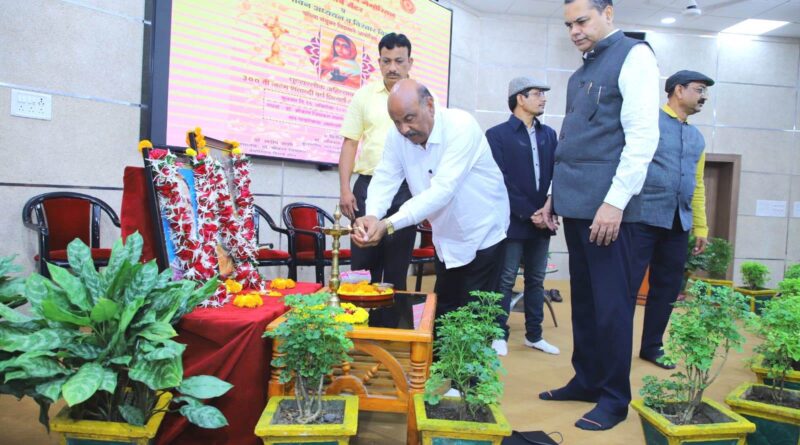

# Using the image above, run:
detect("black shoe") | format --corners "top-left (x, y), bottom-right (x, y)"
top-left (548, 289), bottom-right (563, 303)
top-left (640, 352), bottom-right (675, 370)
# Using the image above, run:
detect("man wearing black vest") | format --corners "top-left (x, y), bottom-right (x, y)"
top-left (537, 0), bottom-right (660, 431)
top-left (630, 70), bottom-right (714, 370)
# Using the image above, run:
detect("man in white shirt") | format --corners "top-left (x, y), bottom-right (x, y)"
top-left (537, 0), bottom-right (660, 432)
top-left (352, 79), bottom-right (510, 326)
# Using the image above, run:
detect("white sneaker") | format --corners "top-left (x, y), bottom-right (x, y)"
top-left (491, 339), bottom-right (508, 356)
top-left (444, 388), bottom-right (461, 397)
top-left (524, 338), bottom-right (560, 355)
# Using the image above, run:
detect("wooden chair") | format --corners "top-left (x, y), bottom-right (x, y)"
top-left (22, 191), bottom-right (120, 278)
top-left (253, 204), bottom-right (295, 279)
top-left (410, 221), bottom-right (435, 292)
top-left (282, 202), bottom-right (351, 284)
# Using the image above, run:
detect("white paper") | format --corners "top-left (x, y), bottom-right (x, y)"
top-left (755, 200), bottom-right (787, 218)
top-left (794, 201), bottom-right (800, 218)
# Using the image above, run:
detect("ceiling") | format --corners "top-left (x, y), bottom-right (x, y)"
top-left (455, 0), bottom-right (800, 38)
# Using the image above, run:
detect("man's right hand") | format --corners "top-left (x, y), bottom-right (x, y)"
top-left (340, 190), bottom-right (359, 221)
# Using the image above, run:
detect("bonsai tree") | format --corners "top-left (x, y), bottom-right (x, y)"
top-left (740, 261), bottom-right (770, 290)
top-left (424, 291), bottom-right (505, 421)
top-left (747, 294), bottom-right (800, 404)
top-left (264, 293), bottom-right (353, 424)
top-left (0, 255), bottom-right (25, 307)
top-left (785, 263), bottom-right (800, 280)
top-left (0, 233), bottom-right (231, 430)
top-left (640, 281), bottom-right (752, 424)
top-left (685, 236), bottom-right (733, 280)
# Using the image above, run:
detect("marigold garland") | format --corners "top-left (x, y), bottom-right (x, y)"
top-left (233, 292), bottom-right (264, 308)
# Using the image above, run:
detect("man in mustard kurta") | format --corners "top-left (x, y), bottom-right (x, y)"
top-left (629, 70), bottom-right (713, 369)
top-left (338, 33), bottom-right (416, 289)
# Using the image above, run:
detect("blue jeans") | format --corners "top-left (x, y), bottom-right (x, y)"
top-left (497, 237), bottom-right (550, 342)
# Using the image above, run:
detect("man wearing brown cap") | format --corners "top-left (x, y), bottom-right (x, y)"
top-left (629, 69), bottom-right (714, 370)
top-left (486, 77), bottom-right (559, 357)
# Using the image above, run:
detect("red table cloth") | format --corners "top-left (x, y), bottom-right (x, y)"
top-left (156, 281), bottom-right (323, 445)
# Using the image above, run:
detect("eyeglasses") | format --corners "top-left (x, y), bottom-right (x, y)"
top-left (525, 90), bottom-right (546, 98)
top-left (688, 86), bottom-right (708, 97)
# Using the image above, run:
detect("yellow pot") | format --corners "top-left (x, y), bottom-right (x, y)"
top-left (725, 382), bottom-right (800, 445)
top-left (751, 355), bottom-right (800, 391)
top-left (689, 276), bottom-right (734, 291)
top-left (413, 393), bottom-right (511, 445)
top-left (630, 398), bottom-right (754, 445)
top-left (49, 392), bottom-right (172, 445)
top-left (254, 395), bottom-right (358, 445)
top-left (734, 287), bottom-right (778, 314)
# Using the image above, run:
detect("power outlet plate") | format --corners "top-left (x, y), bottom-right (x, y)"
top-left (10, 89), bottom-right (52, 120)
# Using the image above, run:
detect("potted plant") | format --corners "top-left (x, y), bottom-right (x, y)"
top-left (778, 277), bottom-right (800, 297)
top-left (686, 236), bottom-right (734, 290)
top-left (785, 263), bottom-right (800, 280)
top-left (415, 291), bottom-right (511, 444)
top-left (0, 255), bottom-right (25, 308)
top-left (256, 293), bottom-right (358, 444)
top-left (0, 234), bottom-right (232, 444)
top-left (726, 293), bottom-right (800, 445)
top-left (735, 261), bottom-right (778, 314)
top-left (630, 281), bottom-right (755, 444)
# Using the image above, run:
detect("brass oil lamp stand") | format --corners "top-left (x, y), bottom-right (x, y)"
top-left (316, 205), bottom-right (353, 307)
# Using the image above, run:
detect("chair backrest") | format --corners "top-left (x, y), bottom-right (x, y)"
top-left (282, 203), bottom-right (331, 253)
top-left (418, 220), bottom-right (433, 249)
top-left (22, 192), bottom-right (119, 253)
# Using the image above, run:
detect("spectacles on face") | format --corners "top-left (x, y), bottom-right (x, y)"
top-left (687, 86), bottom-right (708, 97)
top-left (525, 90), bottom-right (546, 98)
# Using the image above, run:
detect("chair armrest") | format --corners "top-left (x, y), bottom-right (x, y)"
top-left (291, 227), bottom-right (323, 238)
top-left (258, 243), bottom-right (275, 250)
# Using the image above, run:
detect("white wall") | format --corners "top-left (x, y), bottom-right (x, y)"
top-left (1, 0), bottom-right (798, 286)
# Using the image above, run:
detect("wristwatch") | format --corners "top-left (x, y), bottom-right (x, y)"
top-left (382, 218), bottom-right (395, 235)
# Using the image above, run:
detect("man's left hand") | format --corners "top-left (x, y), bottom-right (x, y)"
top-left (352, 215), bottom-right (386, 247)
top-left (589, 203), bottom-right (623, 246)
top-left (692, 236), bottom-right (708, 255)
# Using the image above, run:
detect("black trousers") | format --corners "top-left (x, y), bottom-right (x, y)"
top-left (563, 218), bottom-right (634, 416)
top-left (629, 213), bottom-right (689, 357)
top-left (433, 240), bottom-right (505, 323)
top-left (351, 174), bottom-right (416, 290)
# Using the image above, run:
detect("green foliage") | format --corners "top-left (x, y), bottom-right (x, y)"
top-left (0, 256), bottom-right (25, 307)
top-left (0, 233), bottom-right (231, 430)
top-left (778, 278), bottom-right (800, 296)
top-left (784, 264), bottom-right (800, 280)
top-left (424, 291), bottom-right (505, 421)
top-left (640, 281), bottom-right (752, 425)
top-left (685, 236), bottom-right (733, 279)
top-left (740, 261), bottom-right (770, 290)
top-left (747, 294), bottom-right (800, 404)
top-left (264, 293), bottom-right (353, 424)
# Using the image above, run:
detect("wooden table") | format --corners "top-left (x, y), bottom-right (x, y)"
top-left (266, 291), bottom-right (436, 445)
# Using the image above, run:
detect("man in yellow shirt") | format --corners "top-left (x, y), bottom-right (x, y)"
top-left (629, 70), bottom-right (712, 369)
top-left (338, 33), bottom-right (417, 289)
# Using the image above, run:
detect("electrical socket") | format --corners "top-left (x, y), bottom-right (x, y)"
top-left (10, 89), bottom-right (52, 120)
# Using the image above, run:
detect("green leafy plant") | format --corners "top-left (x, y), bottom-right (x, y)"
top-left (264, 293), bottom-right (353, 424)
top-left (0, 233), bottom-right (232, 430)
top-left (778, 278), bottom-right (800, 296)
top-left (784, 263), bottom-right (800, 280)
top-left (747, 294), bottom-right (800, 404)
top-left (424, 291), bottom-right (505, 421)
top-left (0, 255), bottom-right (25, 307)
top-left (640, 281), bottom-right (752, 425)
top-left (740, 261), bottom-right (770, 290)
top-left (685, 237), bottom-right (733, 279)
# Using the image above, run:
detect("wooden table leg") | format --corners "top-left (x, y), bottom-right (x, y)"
top-left (407, 340), bottom-right (429, 445)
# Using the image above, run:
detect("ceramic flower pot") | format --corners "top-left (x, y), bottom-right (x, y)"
top-left (726, 382), bottom-right (800, 445)
top-left (733, 287), bottom-right (778, 314)
top-left (254, 395), bottom-right (358, 445)
top-left (751, 355), bottom-right (800, 391)
top-left (49, 392), bottom-right (172, 445)
top-left (630, 397), bottom-right (754, 445)
top-left (413, 393), bottom-right (511, 445)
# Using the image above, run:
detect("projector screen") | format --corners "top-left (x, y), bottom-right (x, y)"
top-left (150, 0), bottom-right (453, 165)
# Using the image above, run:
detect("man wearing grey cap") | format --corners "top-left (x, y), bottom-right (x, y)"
top-left (486, 77), bottom-right (559, 357)
top-left (629, 70), bottom-right (714, 370)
